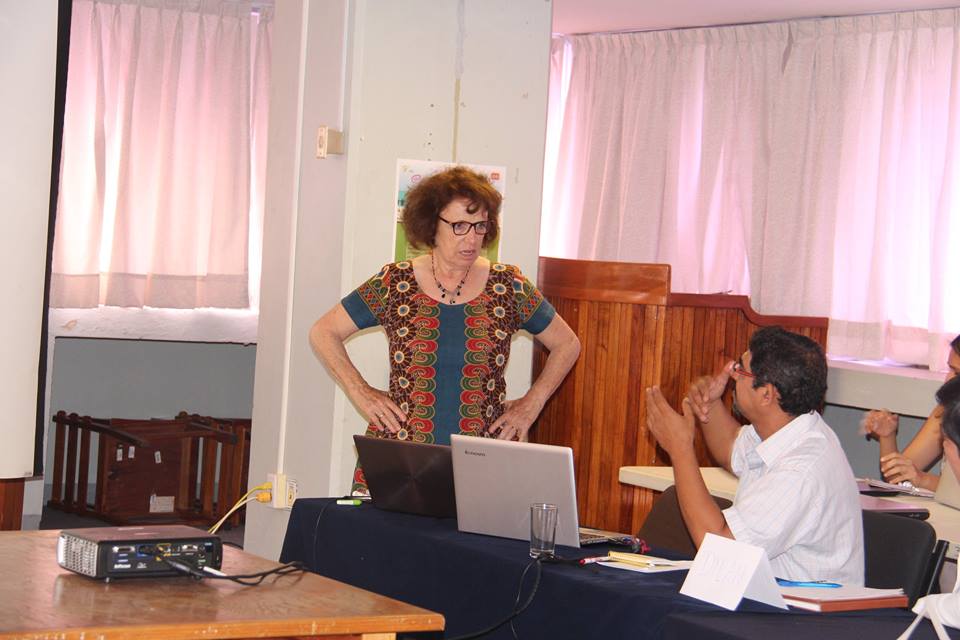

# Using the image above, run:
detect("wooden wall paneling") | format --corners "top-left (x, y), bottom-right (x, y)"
top-left (534, 258), bottom-right (829, 534)
top-left (596, 302), bottom-right (627, 528)
top-left (0, 479), bottom-right (24, 530)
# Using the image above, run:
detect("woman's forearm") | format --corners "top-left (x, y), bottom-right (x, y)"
top-left (309, 305), bottom-right (367, 394)
top-left (526, 330), bottom-right (580, 409)
top-left (877, 434), bottom-right (900, 459)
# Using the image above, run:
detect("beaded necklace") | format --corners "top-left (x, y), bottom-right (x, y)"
top-left (431, 252), bottom-right (471, 304)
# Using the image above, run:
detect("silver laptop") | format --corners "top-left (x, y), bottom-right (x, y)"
top-left (936, 462), bottom-right (960, 510)
top-left (450, 435), bottom-right (628, 548)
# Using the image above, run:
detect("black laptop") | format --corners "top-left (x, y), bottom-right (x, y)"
top-left (353, 435), bottom-right (457, 518)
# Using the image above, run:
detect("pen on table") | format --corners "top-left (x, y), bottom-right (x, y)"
top-left (579, 555), bottom-right (611, 565)
top-left (775, 578), bottom-right (842, 588)
top-left (336, 499), bottom-right (363, 506)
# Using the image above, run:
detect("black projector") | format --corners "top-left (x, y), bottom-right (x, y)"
top-left (57, 524), bottom-right (222, 580)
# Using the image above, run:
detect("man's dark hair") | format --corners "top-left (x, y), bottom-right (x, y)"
top-left (937, 376), bottom-right (960, 448)
top-left (952, 334), bottom-right (960, 358)
top-left (748, 326), bottom-right (827, 416)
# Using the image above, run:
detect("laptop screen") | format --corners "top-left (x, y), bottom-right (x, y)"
top-left (450, 435), bottom-right (582, 548)
top-left (353, 435), bottom-right (457, 518)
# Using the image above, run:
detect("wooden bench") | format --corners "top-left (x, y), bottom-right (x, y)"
top-left (48, 411), bottom-right (251, 527)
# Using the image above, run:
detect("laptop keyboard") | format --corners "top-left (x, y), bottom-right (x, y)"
top-left (578, 527), bottom-right (635, 546)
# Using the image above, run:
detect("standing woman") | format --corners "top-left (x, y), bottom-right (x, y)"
top-left (310, 166), bottom-right (580, 491)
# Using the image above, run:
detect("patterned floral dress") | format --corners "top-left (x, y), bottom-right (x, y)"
top-left (341, 260), bottom-right (555, 493)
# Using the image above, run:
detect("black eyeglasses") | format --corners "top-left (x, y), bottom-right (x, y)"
top-left (439, 216), bottom-right (489, 236)
top-left (732, 360), bottom-right (756, 379)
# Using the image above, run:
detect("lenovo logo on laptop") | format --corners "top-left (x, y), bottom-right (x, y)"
top-left (463, 449), bottom-right (486, 457)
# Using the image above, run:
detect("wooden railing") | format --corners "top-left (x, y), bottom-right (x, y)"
top-left (531, 257), bottom-right (827, 534)
top-left (48, 411), bottom-right (251, 527)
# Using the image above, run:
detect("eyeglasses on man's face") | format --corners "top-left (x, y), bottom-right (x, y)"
top-left (439, 216), bottom-right (489, 236)
top-left (732, 360), bottom-right (756, 379)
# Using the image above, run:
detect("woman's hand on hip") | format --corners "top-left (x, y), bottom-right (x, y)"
top-left (489, 396), bottom-right (542, 442)
top-left (352, 383), bottom-right (406, 433)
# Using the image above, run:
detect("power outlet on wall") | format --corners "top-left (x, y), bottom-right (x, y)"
top-left (267, 472), bottom-right (298, 509)
top-left (284, 476), bottom-right (298, 508)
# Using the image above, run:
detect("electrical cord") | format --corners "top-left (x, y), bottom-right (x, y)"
top-left (509, 559), bottom-right (542, 640)
top-left (446, 557), bottom-right (543, 640)
top-left (310, 496), bottom-right (361, 569)
top-left (208, 482), bottom-right (272, 534)
top-left (160, 556), bottom-right (307, 586)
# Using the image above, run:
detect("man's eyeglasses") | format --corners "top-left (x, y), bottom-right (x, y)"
top-left (732, 360), bottom-right (756, 379)
top-left (439, 216), bottom-right (489, 236)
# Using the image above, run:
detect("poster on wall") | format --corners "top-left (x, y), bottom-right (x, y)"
top-left (394, 159), bottom-right (507, 262)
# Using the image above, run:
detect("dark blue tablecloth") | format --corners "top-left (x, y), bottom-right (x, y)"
top-left (280, 498), bottom-right (953, 640)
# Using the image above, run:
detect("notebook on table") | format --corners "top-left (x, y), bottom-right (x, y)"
top-left (449, 435), bottom-right (631, 548)
top-left (858, 477), bottom-right (935, 499)
top-left (859, 494), bottom-right (930, 520)
top-left (353, 435), bottom-right (457, 518)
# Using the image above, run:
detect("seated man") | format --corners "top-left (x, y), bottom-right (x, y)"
top-left (645, 326), bottom-right (864, 585)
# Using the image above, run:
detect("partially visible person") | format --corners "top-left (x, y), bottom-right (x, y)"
top-left (310, 166), bottom-right (580, 493)
top-left (903, 377), bottom-right (960, 637)
top-left (863, 335), bottom-right (960, 491)
top-left (939, 376), bottom-right (960, 478)
top-left (646, 326), bottom-right (864, 585)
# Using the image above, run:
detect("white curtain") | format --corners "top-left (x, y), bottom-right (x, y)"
top-left (543, 10), bottom-right (960, 370)
top-left (52, 0), bottom-right (271, 309)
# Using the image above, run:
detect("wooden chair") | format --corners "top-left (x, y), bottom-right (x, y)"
top-left (635, 485), bottom-right (732, 558)
top-left (48, 411), bottom-right (252, 527)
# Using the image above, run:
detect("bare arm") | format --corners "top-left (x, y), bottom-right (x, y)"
top-left (646, 387), bottom-right (732, 546)
top-left (876, 406), bottom-right (944, 490)
top-left (903, 406), bottom-right (946, 468)
top-left (687, 362), bottom-right (740, 472)
top-left (309, 304), bottom-right (406, 432)
top-left (489, 314), bottom-right (581, 441)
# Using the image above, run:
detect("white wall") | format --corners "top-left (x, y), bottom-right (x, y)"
top-left (0, 3), bottom-right (57, 483)
top-left (245, 0), bottom-right (553, 559)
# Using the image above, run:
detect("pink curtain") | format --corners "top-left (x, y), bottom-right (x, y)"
top-left (52, 0), bottom-right (271, 309)
top-left (543, 10), bottom-right (960, 371)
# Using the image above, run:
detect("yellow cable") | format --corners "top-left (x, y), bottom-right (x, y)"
top-left (207, 481), bottom-right (272, 534)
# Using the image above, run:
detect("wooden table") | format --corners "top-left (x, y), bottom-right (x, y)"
top-left (0, 530), bottom-right (444, 639)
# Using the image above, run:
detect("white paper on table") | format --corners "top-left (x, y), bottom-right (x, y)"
top-left (679, 533), bottom-right (787, 610)
top-left (598, 560), bottom-right (693, 573)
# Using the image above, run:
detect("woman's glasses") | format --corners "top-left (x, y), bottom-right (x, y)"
top-left (439, 216), bottom-right (488, 236)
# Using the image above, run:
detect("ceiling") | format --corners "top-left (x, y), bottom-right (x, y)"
top-left (552, 0), bottom-right (960, 34)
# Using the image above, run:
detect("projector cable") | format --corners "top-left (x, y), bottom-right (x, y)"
top-left (160, 556), bottom-right (307, 586)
